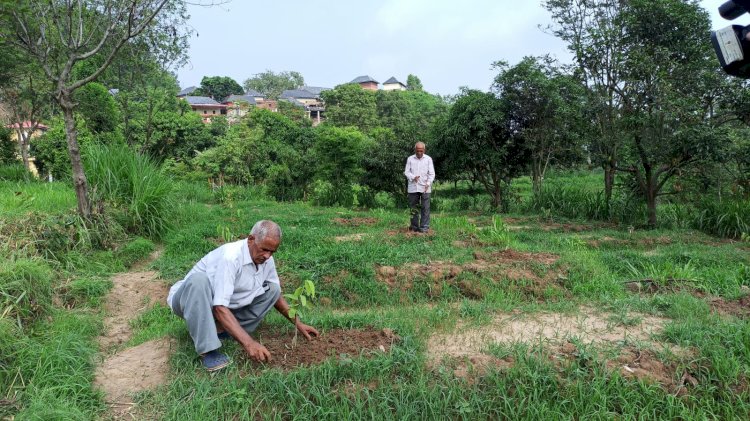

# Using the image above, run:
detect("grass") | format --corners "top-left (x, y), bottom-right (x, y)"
top-left (2, 177), bottom-right (749, 420)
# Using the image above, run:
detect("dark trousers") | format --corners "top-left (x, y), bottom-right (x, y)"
top-left (408, 192), bottom-right (431, 232)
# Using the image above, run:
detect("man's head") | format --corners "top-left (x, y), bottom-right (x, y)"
top-left (414, 142), bottom-right (426, 158)
top-left (247, 220), bottom-right (282, 265)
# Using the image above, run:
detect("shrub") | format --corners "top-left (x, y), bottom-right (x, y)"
top-left (0, 259), bottom-right (53, 326)
top-left (84, 143), bottom-right (173, 239)
top-left (0, 163), bottom-right (33, 182)
top-left (116, 237), bottom-right (155, 267)
top-left (693, 198), bottom-right (750, 239)
top-left (64, 277), bottom-right (112, 308)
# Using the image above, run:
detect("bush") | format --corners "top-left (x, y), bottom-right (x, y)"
top-left (0, 259), bottom-right (53, 326)
top-left (0, 163), bottom-right (33, 182)
top-left (527, 183), bottom-right (643, 223)
top-left (116, 237), bottom-right (155, 267)
top-left (693, 198), bottom-right (750, 239)
top-left (0, 126), bottom-right (16, 164)
top-left (64, 277), bottom-right (112, 308)
top-left (84, 143), bottom-right (173, 239)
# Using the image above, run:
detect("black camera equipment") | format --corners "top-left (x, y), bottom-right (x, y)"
top-left (712, 0), bottom-right (750, 77)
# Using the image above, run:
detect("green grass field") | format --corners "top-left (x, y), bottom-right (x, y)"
top-left (2, 179), bottom-right (749, 420)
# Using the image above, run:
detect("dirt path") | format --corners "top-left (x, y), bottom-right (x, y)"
top-left (93, 248), bottom-right (173, 419)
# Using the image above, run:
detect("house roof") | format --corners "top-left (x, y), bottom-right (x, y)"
top-left (224, 94), bottom-right (257, 105)
top-left (183, 96), bottom-right (225, 106)
top-left (350, 75), bottom-right (379, 84)
top-left (280, 97), bottom-right (306, 107)
top-left (383, 77), bottom-right (405, 86)
top-left (280, 89), bottom-right (318, 99)
top-left (301, 86), bottom-right (330, 96)
top-left (6, 121), bottom-right (48, 130)
top-left (244, 88), bottom-right (264, 97)
top-left (177, 86), bottom-right (198, 96)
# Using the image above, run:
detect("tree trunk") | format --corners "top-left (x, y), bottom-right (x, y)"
top-left (60, 92), bottom-right (91, 218)
top-left (531, 156), bottom-right (542, 196)
top-left (646, 186), bottom-right (657, 228)
top-left (16, 130), bottom-right (31, 170)
top-left (604, 162), bottom-right (615, 215)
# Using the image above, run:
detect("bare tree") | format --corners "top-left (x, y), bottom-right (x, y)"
top-left (0, 0), bottom-right (191, 217)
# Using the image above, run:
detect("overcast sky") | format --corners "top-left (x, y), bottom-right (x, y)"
top-left (175, 1), bottom-right (737, 96)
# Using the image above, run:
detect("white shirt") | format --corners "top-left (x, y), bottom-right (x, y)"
top-left (167, 239), bottom-right (280, 309)
top-left (404, 154), bottom-right (435, 193)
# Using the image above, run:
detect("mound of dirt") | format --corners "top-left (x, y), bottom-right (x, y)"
top-left (374, 249), bottom-right (565, 301)
top-left (709, 295), bottom-right (750, 318)
top-left (332, 217), bottom-right (378, 227)
top-left (240, 327), bottom-right (400, 371)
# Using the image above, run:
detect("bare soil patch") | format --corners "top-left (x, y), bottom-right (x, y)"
top-left (94, 338), bottom-right (175, 414)
top-left (623, 279), bottom-right (701, 295)
top-left (332, 217), bottom-right (378, 227)
top-left (240, 327), bottom-right (400, 371)
top-left (604, 347), bottom-right (699, 395)
top-left (374, 249), bottom-right (565, 301)
top-left (334, 233), bottom-right (367, 242)
top-left (99, 270), bottom-right (168, 350)
top-left (708, 295), bottom-right (750, 318)
top-left (427, 307), bottom-right (669, 364)
top-left (95, 251), bottom-right (171, 419)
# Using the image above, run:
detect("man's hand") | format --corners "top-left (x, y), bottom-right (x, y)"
top-left (243, 340), bottom-right (272, 362)
top-left (296, 321), bottom-right (319, 341)
top-left (414, 175), bottom-right (420, 182)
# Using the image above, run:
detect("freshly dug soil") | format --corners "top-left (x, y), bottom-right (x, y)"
top-left (239, 327), bottom-right (399, 371)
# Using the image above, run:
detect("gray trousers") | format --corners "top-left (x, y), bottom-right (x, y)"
top-left (408, 192), bottom-right (431, 231)
top-left (169, 272), bottom-right (281, 355)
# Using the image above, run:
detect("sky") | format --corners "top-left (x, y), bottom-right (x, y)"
top-left (175, 1), bottom-right (740, 96)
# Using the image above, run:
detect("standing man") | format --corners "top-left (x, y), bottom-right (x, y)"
top-left (167, 220), bottom-right (319, 371)
top-left (404, 142), bottom-right (435, 233)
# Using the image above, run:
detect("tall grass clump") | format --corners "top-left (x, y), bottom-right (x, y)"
top-left (0, 259), bottom-right (53, 327)
top-left (0, 163), bottom-right (34, 182)
top-left (84, 143), bottom-right (173, 239)
top-left (693, 198), bottom-right (750, 239)
top-left (529, 183), bottom-right (641, 222)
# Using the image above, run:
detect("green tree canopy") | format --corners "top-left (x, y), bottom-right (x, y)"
top-left (320, 84), bottom-right (378, 133)
top-left (194, 76), bottom-right (244, 102)
top-left (243, 70), bottom-right (304, 100)
top-left (434, 90), bottom-right (530, 211)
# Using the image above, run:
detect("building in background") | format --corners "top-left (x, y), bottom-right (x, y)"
top-left (182, 96), bottom-right (227, 123)
top-left (383, 77), bottom-right (407, 91)
top-left (350, 75), bottom-right (379, 91)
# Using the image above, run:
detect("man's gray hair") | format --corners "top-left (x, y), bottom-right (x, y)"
top-left (415, 141), bottom-right (426, 148)
top-left (250, 220), bottom-right (282, 241)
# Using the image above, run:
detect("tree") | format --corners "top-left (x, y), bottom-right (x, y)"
top-left (0, 63), bottom-right (52, 171)
top-left (435, 90), bottom-right (530, 211)
top-left (492, 56), bottom-right (587, 194)
top-left (1, 0), bottom-right (192, 217)
top-left (243, 70), bottom-right (304, 100)
top-left (544, 0), bottom-right (627, 210)
top-left (615, 0), bottom-right (721, 226)
top-left (194, 75), bottom-right (243, 102)
top-left (406, 74), bottom-right (423, 91)
top-left (320, 84), bottom-right (378, 133)
top-left (313, 125), bottom-right (372, 206)
top-left (74, 82), bottom-right (121, 134)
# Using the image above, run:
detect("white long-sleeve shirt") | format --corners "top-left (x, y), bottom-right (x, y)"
top-left (167, 239), bottom-right (280, 309)
top-left (404, 154), bottom-right (435, 193)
